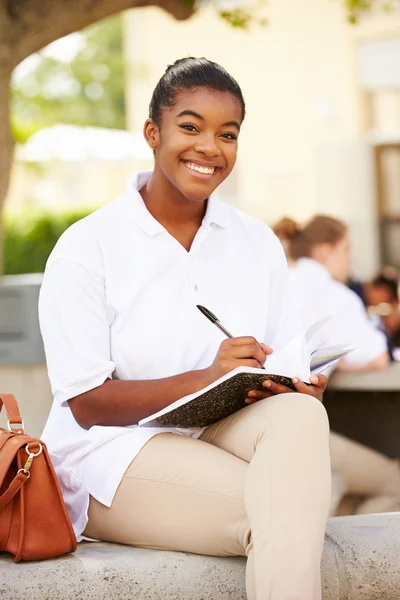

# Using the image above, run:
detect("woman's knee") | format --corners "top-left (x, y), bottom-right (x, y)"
top-left (248, 392), bottom-right (329, 433)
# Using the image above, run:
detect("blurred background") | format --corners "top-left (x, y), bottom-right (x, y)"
top-left (1, 0), bottom-right (400, 440)
top-left (4, 0), bottom-right (400, 277)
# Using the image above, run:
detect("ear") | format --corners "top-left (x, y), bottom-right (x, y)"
top-left (143, 119), bottom-right (160, 151)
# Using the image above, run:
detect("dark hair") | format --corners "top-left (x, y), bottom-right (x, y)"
top-left (149, 57), bottom-right (246, 126)
top-left (372, 266), bottom-right (399, 301)
top-left (273, 215), bottom-right (347, 261)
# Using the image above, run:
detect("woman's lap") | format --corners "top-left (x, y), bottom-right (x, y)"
top-left (84, 431), bottom-right (250, 557)
top-left (84, 394), bottom-right (329, 561)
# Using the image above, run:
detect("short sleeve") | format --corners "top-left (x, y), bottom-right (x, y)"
top-left (39, 258), bottom-right (116, 404)
top-left (338, 292), bottom-right (388, 367)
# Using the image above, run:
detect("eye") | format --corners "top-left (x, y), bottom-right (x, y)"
top-left (221, 132), bottom-right (238, 140)
top-left (178, 123), bottom-right (198, 132)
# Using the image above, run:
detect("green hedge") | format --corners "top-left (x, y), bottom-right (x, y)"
top-left (3, 208), bottom-right (94, 275)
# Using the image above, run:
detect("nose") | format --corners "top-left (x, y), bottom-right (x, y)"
top-left (194, 132), bottom-right (221, 158)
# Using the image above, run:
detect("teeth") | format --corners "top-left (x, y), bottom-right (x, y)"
top-left (185, 162), bottom-right (215, 175)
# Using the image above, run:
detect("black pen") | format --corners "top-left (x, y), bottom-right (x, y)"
top-left (196, 304), bottom-right (266, 369)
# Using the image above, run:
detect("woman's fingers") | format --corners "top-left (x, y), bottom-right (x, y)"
top-left (245, 389), bottom-right (273, 404)
top-left (309, 374), bottom-right (328, 390)
top-left (291, 374), bottom-right (327, 402)
top-left (291, 378), bottom-right (312, 393)
top-left (245, 381), bottom-right (294, 405)
top-left (246, 373), bottom-right (328, 404)
top-left (262, 380), bottom-right (294, 394)
top-left (257, 374), bottom-right (328, 402)
top-left (260, 343), bottom-right (274, 356)
top-left (221, 340), bottom-right (267, 367)
top-left (217, 338), bottom-right (275, 371)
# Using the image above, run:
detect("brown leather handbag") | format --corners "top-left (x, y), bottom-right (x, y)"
top-left (0, 393), bottom-right (77, 561)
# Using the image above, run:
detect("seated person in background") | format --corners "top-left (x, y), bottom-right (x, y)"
top-left (349, 266), bottom-right (400, 357)
top-left (274, 214), bottom-right (400, 516)
top-left (274, 215), bottom-right (390, 372)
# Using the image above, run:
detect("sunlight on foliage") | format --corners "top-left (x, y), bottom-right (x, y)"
top-left (218, 0), bottom-right (268, 29)
top-left (218, 0), bottom-right (394, 27)
top-left (336, 0), bottom-right (395, 23)
top-left (11, 15), bottom-right (125, 143)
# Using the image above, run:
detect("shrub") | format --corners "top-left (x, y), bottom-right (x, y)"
top-left (3, 208), bottom-right (94, 275)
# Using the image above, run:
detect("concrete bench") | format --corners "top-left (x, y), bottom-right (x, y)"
top-left (1, 513), bottom-right (400, 599)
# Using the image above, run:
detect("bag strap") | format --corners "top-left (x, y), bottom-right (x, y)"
top-left (0, 469), bottom-right (30, 510)
top-left (0, 394), bottom-right (24, 433)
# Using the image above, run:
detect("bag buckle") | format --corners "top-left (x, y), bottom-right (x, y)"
top-left (22, 442), bottom-right (43, 472)
top-left (17, 468), bottom-right (31, 479)
top-left (7, 420), bottom-right (25, 433)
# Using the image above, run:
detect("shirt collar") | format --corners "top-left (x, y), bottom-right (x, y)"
top-left (124, 171), bottom-right (231, 236)
top-left (124, 171), bottom-right (164, 236)
top-left (203, 192), bottom-right (232, 229)
top-left (296, 257), bottom-right (331, 280)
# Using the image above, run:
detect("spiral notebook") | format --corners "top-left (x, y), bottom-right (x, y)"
top-left (138, 338), bottom-right (352, 429)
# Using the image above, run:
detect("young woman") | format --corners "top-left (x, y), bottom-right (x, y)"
top-left (39, 58), bottom-right (331, 600)
top-left (274, 215), bottom-right (400, 516)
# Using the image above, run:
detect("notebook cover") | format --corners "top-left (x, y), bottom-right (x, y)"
top-left (140, 372), bottom-right (297, 429)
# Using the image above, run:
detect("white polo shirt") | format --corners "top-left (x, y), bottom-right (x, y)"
top-left (289, 258), bottom-right (388, 367)
top-left (39, 171), bottom-right (304, 540)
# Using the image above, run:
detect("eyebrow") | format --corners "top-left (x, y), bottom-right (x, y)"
top-left (176, 110), bottom-right (241, 131)
top-left (222, 120), bottom-right (241, 131)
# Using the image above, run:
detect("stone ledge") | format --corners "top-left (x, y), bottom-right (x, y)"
top-left (1, 514), bottom-right (400, 599)
top-left (329, 361), bottom-right (400, 391)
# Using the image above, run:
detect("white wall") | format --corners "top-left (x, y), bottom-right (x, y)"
top-left (315, 140), bottom-right (381, 277)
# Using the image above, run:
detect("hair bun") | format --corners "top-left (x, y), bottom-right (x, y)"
top-left (273, 217), bottom-right (300, 242)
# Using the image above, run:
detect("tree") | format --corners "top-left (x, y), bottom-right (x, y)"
top-left (11, 15), bottom-right (126, 135)
top-left (0, 0), bottom-right (194, 272)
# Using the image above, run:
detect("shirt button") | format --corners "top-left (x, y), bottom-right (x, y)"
top-left (194, 285), bottom-right (199, 292)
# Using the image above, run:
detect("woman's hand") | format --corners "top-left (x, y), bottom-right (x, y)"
top-left (245, 373), bottom-right (328, 404)
top-left (204, 337), bottom-right (273, 383)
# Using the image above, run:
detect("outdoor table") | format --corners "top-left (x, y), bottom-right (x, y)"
top-left (324, 362), bottom-right (400, 457)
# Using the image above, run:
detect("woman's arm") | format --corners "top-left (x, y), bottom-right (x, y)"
top-left (69, 337), bottom-right (270, 429)
top-left (333, 291), bottom-right (391, 371)
top-left (336, 351), bottom-right (389, 373)
top-left (69, 369), bottom-right (211, 428)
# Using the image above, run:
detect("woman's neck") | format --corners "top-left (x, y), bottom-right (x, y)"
top-left (140, 169), bottom-right (208, 251)
top-left (140, 169), bottom-right (207, 230)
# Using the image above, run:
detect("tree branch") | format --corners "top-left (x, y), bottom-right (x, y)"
top-left (11, 0), bottom-right (194, 67)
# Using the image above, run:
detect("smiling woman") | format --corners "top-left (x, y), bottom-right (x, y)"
top-left (38, 57), bottom-right (331, 600)
top-left (140, 58), bottom-right (245, 241)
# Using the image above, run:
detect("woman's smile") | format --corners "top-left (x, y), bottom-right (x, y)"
top-left (181, 160), bottom-right (220, 179)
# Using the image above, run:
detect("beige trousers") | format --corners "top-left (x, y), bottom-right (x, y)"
top-left (329, 431), bottom-right (400, 516)
top-left (85, 393), bottom-right (331, 600)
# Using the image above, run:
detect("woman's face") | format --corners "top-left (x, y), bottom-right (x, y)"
top-left (145, 87), bottom-right (242, 202)
top-left (313, 233), bottom-right (351, 283)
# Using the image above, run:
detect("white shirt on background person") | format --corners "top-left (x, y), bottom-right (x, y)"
top-left (289, 258), bottom-right (388, 368)
top-left (39, 171), bottom-right (305, 540)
